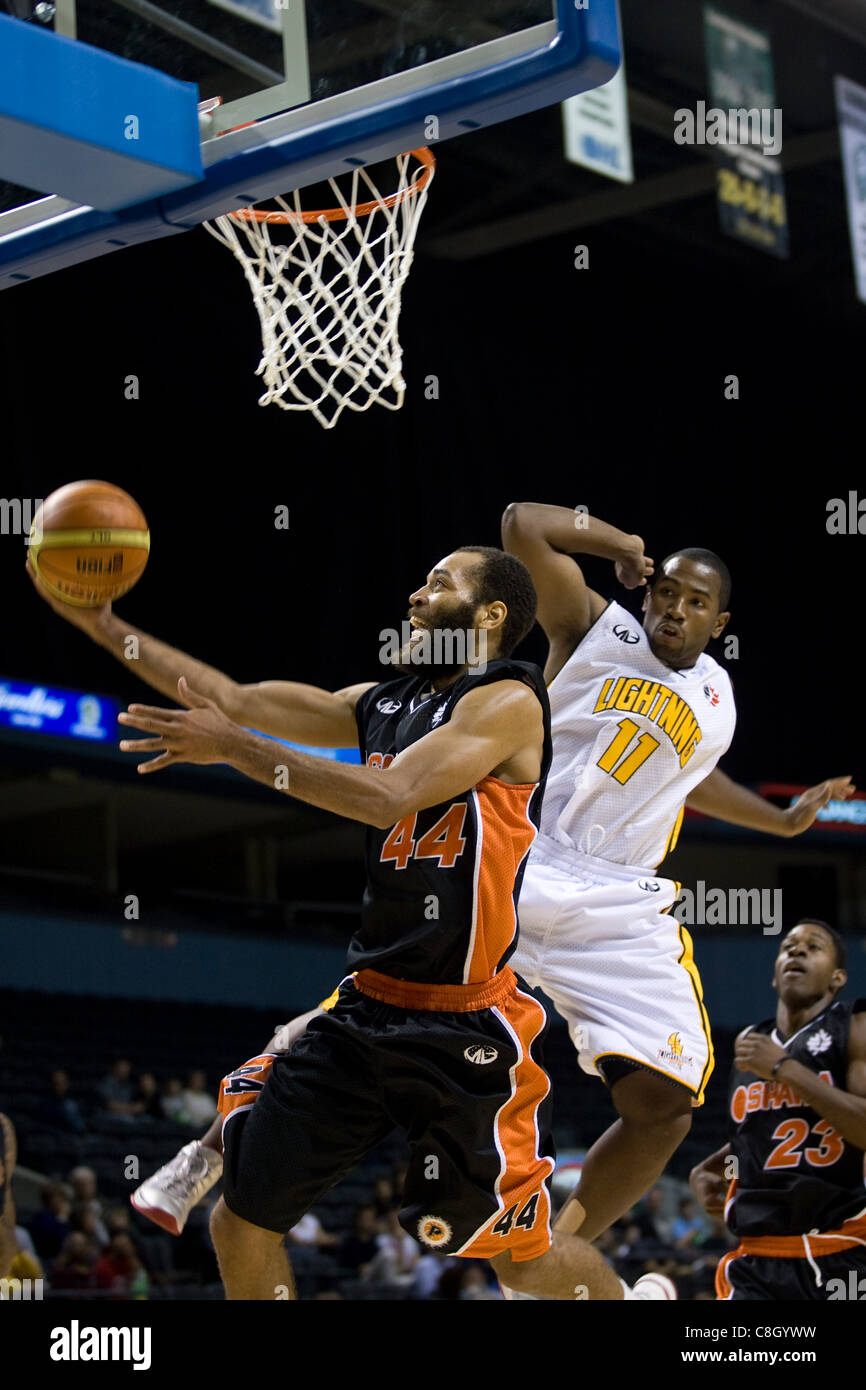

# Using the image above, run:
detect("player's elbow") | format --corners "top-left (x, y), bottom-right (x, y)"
top-left (501, 501), bottom-right (527, 541)
top-left (370, 784), bottom-right (409, 831)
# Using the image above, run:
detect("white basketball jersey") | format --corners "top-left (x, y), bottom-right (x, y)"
top-left (542, 601), bottom-right (736, 870)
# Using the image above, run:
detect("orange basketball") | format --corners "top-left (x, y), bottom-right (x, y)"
top-left (29, 480), bottom-right (150, 607)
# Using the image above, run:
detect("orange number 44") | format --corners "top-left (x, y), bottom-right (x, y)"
top-left (380, 803), bottom-right (468, 870)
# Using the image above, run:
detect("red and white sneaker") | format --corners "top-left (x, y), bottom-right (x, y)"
top-left (130, 1140), bottom-right (223, 1235)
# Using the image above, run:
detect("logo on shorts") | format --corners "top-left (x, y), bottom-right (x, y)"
top-left (418, 1215), bottom-right (452, 1249)
top-left (657, 1031), bottom-right (694, 1069)
top-left (464, 1044), bottom-right (498, 1065)
top-left (703, 684), bottom-right (720, 706)
top-left (613, 624), bottom-right (639, 644)
top-left (638, 879), bottom-right (661, 893)
top-left (376, 698), bottom-right (402, 714)
top-left (806, 1028), bottom-right (832, 1056)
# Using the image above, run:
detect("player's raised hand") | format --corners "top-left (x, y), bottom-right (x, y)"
top-left (118, 677), bottom-right (239, 773)
top-left (25, 551), bottom-right (113, 637)
top-left (614, 535), bottom-right (654, 590)
top-left (782, 776), bottom-right (856, 836)
top-left (734, 1030), bottom-right (790, 1081)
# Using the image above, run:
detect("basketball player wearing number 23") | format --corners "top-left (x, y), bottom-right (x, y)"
top-left (691, 920), bottom-right (866, 1299)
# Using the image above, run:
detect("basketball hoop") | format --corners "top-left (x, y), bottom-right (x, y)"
top-left (203, 147), bottom-right (436, 429)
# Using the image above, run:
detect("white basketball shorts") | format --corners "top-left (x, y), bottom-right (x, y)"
top-left (511, 834), bottom-right (714, 1105)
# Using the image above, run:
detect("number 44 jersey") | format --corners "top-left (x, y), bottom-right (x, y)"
top-left (543, 600), bottom-right (736, 871)
top-left (350, 659), bottom-right (552, 987)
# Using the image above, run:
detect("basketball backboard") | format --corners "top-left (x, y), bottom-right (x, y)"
top-left (0, 0), bottom-right (621, 287)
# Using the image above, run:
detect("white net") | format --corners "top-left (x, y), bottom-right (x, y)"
top-left (203, 150), bottom-right (435, 430)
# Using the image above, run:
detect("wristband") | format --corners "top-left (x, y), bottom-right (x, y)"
top-left (771, 1054), bottom-right (792, 1078)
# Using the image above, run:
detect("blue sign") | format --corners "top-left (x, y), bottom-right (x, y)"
top-left (0, 678), bottom-right (121, 741)
top-left (0, 677), bottom-right (363, 762)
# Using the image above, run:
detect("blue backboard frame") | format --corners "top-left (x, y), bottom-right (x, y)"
top-left (0, 0), bottom-right (620, 289)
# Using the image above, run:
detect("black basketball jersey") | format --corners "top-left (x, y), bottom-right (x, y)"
top-left (348, 658), bottom-right (552, 985)
top-left (726, 998), bottom-right (866, 1237)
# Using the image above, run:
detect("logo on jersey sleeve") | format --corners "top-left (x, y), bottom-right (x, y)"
top-left (703, 685), bottom-right (720, 706)
top-left (613, 625), bottom-right (640, 644)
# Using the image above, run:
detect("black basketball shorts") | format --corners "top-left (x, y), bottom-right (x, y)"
top-left (220, 967), bottom-right (556, 1262)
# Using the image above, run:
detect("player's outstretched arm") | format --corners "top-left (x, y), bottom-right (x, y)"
top-left (26, 555), bottom-right (369, 747)
top-left (688, 1143), bottom-right (732, 1217)
top-left (735, 1019), bottom-right (866, 1151)
top-left (119, 678), bottom-right (542, 829)
top-left (686, 768), bottom-right (856, 836)
top-left (501, 502), bottom-right (652, 679)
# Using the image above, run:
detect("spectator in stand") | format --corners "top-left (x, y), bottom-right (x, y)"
top-left (391, 1160), bottom-right (408, 1200)
top-left (287, 1212), bottom-right (338, 1249)
top-left (371, 1175), bottom-right (396, 1219)
top-left (458, 1263), bottom-right (501, 1300)
top-left (70, 1203), bottom-right (108, 1252)
top-left (411, 1250), bottom-right (447, 1299)
top-left (68, 1166), bottom-right (109, 1247)
top-left (93, 1234), bottom-right (149, 1298)
top-left (27, 1183), bottom-right (71, 1261)
top-left (180, 1071), bottom-right (217, 1128)
top-left (161, 1078), bottom-right (192, 1125)
top-left (366, 1209), bottom-right (418, 1286)
top-left (671, 1196), bottom-right (705, 1250)
top-left (135, 1073), bottom-right (163, 1121)
top-left (339, 1204), bottom-right (379, 1275)
top-left (50, 1232), bottom-right (98, 1291)
top-left (97, 1059), bottom-right (140, 1120)
top-left (37, 1070), bottom-right (86, 1134)
top-left (636, 1186), bottom-right (672, 1242)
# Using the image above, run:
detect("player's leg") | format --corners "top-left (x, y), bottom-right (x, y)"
top-left (211, 988), bottom-right (393, 1300)
top-left (383, 975), bottom-right (667, 1299)
top-left (526, 869), bottom-right (712, 1241)
top-left (210, 1199), bottom-right (294, 1300)
top-left (0, 1113), bottom-right (18, 1280)
top-left (555, 1063), bottom-right (692, 1240)
top-left (130, 1006), bottom-right (324, 1233)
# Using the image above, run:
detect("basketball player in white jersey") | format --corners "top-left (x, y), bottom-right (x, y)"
top-left (501, 500), bottom-right (854, 1249)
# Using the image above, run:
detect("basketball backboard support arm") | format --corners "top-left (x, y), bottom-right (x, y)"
top-left (0, 0), bottom-right (620, 290)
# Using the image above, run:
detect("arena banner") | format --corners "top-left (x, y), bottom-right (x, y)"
top-left (835, 75), bottom-right (866, 304)
top-left (563, 53), bottom-right (634, 183)
top-left (703, 6), bottom-right (789, 257)
top-left (0, 677), bottom-right (120, 741)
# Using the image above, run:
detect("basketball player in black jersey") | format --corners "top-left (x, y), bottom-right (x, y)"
top-left (0, 1113), bottom-right (18, 1280)
top-left (42, 545), bottom-right (653, 1299)
top-left (690, 919), bottom-right (866, 1299)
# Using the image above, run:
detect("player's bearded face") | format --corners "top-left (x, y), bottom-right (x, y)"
top-left (390, 596), bottom-right (485, 675)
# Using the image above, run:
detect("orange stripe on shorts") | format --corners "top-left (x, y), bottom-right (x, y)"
top-left (458, 987), bottom-right (555, 1264)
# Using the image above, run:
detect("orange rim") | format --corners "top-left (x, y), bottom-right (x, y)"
top-left (225, 147), bottom-right (436, 225)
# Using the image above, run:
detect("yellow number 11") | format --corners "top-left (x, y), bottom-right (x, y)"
top-left (596, 718), bottom-right (660, 784)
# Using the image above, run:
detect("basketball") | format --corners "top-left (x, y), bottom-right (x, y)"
top-left (29, 480), bottom-right (150, 607)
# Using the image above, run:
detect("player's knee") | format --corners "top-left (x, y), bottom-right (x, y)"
top-left (210, 1197), bottom-right (285, 1254)
top-left (490, 1250), bottom-right (542, 1294)
top-left (613, 1070), bottom-right (693, 1130)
